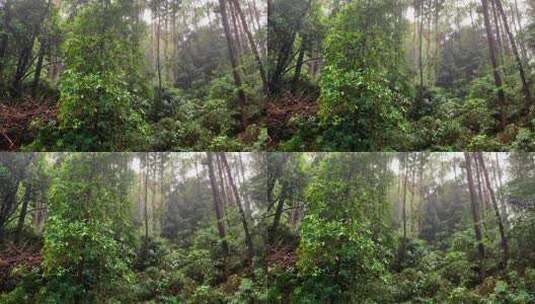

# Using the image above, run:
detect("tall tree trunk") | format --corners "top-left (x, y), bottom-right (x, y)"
top-left (15, 182), bottom-right (32, 244)
top-left (0, 0), bottom-right (12, 81)
top-left (163, 1), bottom-right (169, 83)
top-left (156, 6), bottom-right (163, 103)
top-left (32, 41), bottom-right (47, 96)
top-left (464, 152), bottom-right (485, 279)
top-left (476, 152), bottom-right (509, 269)
top-left (237, 154), bottom-right (252, 218)
top-left (218, 0), bottom-right (248, 130)
top-left (292, 37), bottom-right (306, 92)
top-left (231, 0), bottom-right (267, 93)
top-left (170, 8), bottom-right (177, 84)
top-left (30, 0), bottom-right (52, 96)
top-left (268, 179), bottom-right (288, 244)
top-left (206, 152), bottom-right (230, 257)
top-left (229, 1), bottom-right (244, 56)
top-left (144, 154), bottom-right (149, 242)
top-left (480, 0), bottom-right (507, 129)
top-left (11, 43), bottom-right (34, 96)
top-left (216, 153), bottom-right (231, 207)
top-left (220, 153), bottom-right (255, 264)
top-left (418, 0), bottom-right (424, 90)
top-left (494, 153), bottom-right (509, 229)
top-left (512, 0), bottom-right (528, 61)
top-left (408, 165), bottom-right (415, 236)
top-left (398, 155), bottom-right (409, 266)
top-left (474, 157), bottom-right (487, 213)
top-left (251, 0), bottom-right (262, 33)
top-left (402, 157), bottom-right (408, 241)
top-left (491, 0), bottom-right (505, 57)
top-left (494, 0), bottom-right (533, 117)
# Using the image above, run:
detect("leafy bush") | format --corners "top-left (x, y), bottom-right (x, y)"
top-left (41, 155), bottom-right (136, 302)
top-left (318, 0), bottom-right (410, 151)
top-left (439, 251), bottom-right (477, 286)
top-left (319, 67), bottom-right (408, 151)
top-left (190, 285), bottom-right (226, 304)
top-left (295, 214), bottom-right (389, 302)
top-left (447, 287), bottom-right (481, 303)
top-left (55, 70), bottom-right (148, 151)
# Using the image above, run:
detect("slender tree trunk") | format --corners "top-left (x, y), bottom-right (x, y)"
top-left (216, 153), bottom-right (230, 207)
top-left (464, 152), bottom-right (485, 279)
top-left (231, 0), bottom-right (267, 93)
top-left (170, 8), bottom-right (177, 84)
top-left (408, 165), bottom-right (416, 236)
top-left (0, 0), bottom-right (12, 80)
top-left (268, 180), bottom-right (287, 244)
top-left (417, 156), bottom-right (426, 233)
top-left (494, 153), bottom-right (509, 229)
top-left (397, 155), bottom-right (409, 267)
top-left (402, 157), bottom-right (408, 241)
top-left (12, 42), bottom-right (35, 96)
top-left (144, 154), bottom-right (149, 242)
top-left (229, 1), bottom-right (244, 56)
top-left (251, 0), bottom-right (262, 33)
top-left (475, 157), bottom-right (487, 213)
top-left (32, 41), bottom-right (47, 96)
top-left (207, 152), bottom-right (230, 257)
top-left (292, 37), bottom-right (306, 92)
top-left (163, 1), bottom-right (169, 82)
top-left (418, 0), bottom-right (424, 90)
top-left (512, 0), bottom-right (528, 61)
top-left (491, 0), bottom-right (505, 57)
top-left (30, 0), bottom-right (52, 96)
top-left (480, 0), bottom-right (507, 129)
top-left (15, 183), bottom-right (32, 244)
top-left (238, 154), bottom-right (252, 218)
top-left (218, 0), bottom-right (248, 130)
top-left (156, 6), bottom-right (163, 102)
top-left (220, 153), bottom-right (255, 263)
top-left (494, 0), bottom-right (533, 116)
top-left (477, 152), bottom-right (509, 269)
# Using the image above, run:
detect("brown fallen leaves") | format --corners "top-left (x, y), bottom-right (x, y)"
top-left (266, 90), bottom-right (318, 148)
top-left (0, 97), bottom-right (57, 150)
top-left (0, 241), bottom-right (42, 292)
top-left (266, 245), bottom-right (297, 270)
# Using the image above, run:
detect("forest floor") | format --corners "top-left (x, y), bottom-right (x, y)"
top-left (0, 241), bottom-right (42, 292)
top-left (0, 97), bottom-right (57, 151)
top-left (266, 91), bottom-right (318, 149)
top-left (266, 245), bottom-right (296, 270)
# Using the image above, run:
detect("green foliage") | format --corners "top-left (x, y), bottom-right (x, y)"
top-left (54, 70), bottom-right (148, 150)
top-left (511, 128), bottom-right (535, 151)
top-left (30, 0), bottom-right (149, 151)
top-left (0, 0), bottom-right (61, 98)
top-left (440, 251), bottom-right (477, 286)
top-left (0, 265), bottom-right (44, 304)
top-left (319, 68), bottom-right (409, 150)
top-left (149, 74), bottom-right (266, 151)
top-left (318, 0), bottom-right (410, 150)
top-left (290, 154), bottom-right (394, 302)
top-left (228, 278), bottom-right (267, 304)
top-left (295, 212), bottom-right (389, 303)
top-left (447, 287), bottom-right (481, 304)
top-left (41, 154), bottom-right (135, 302)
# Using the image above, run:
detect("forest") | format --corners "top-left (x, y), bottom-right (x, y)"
top-left (2, 152), bottom-right (534, 303)
top-left (4, 0), bottom-right (535, 152)
top-left (267, 152), bottom-right (535, 303)
top-left (0, 0), bottom-right (267, 151)
top-left (0, 152), bottom-right (269, 303)
top-left (268, 0), bottom-right (535, 151)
